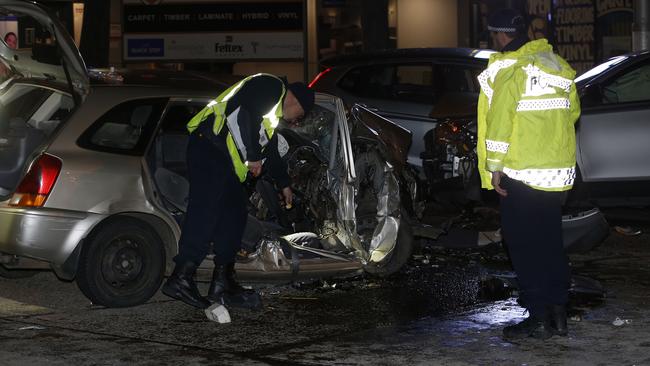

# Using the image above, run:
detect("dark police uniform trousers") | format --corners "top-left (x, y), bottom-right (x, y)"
top-left (500, 176), bottom-right (570, 317)
top-left (174, 121), bottom-right (248, 266)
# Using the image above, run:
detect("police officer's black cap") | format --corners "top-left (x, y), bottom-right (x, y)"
top-left (287, 82), bottom-right (315, 114)
top-left (487, 8), bottom-right (526, 33)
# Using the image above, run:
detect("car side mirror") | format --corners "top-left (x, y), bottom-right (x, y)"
top-left (580, 84), bottom-right (602, 108)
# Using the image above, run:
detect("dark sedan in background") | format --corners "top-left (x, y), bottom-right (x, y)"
top-left (421, 50), bottom-right (650, 209)
top-left (309, 48), bottom-right (495, 169)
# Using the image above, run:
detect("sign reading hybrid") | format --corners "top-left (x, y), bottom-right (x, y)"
top-left (124, 33), bottom-right (303, 60)
top-left (124, 2), bottom-right (303, 33)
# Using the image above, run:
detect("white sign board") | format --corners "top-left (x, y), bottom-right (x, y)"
top-left (123, 32), bottom-right (303, 61)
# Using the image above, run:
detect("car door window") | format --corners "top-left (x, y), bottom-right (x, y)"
top-left (438, 64), bottom-right (482, 94)
top-left (602, 62), bottom-right (650, 104)
top-left (78, 98), bottom-right (167, 155)
top-left (338, 65), bottom-right (392, 99)
top-left (156, 102), bottom-right (206, 173)
top-left (338, 63), bottom-right (434, 104)
top-left (159, 103), bottom-right (205, 133)
top-left (392, 64), bottom-right (434, 104)
top-left (430, 63), bottom-right (483, 118)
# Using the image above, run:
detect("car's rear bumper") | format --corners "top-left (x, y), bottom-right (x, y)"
top-left (0, 205), bottom-right (104, 279)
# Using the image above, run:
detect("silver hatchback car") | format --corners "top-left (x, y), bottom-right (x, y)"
top-left (0, 1), bottom-right (420, 307)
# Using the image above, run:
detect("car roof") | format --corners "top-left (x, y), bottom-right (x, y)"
top-left (575, 50), bottom-right (650, 86)
top-left (88, 69), bottom-right (234, 91)
top-left (321, 48), bottom-right (494, 67)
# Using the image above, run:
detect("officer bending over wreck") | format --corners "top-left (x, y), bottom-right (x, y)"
top-left (162, 73), bottom-right (315, 310)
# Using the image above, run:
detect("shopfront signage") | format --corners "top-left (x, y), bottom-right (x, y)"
top-left (123, 2), bottom-right (303, 33)
top-left (554, 1), bottom-right (595, 74)
top-left (124, 32), bottom-right (303, 61)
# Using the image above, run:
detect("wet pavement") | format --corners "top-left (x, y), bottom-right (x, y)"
top-left (1, 209), bottom-right (650, 365)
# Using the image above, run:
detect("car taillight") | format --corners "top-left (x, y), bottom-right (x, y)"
top-left (9, 154), bottom-right (62, 207)
top-left (308, 67), bottom-right (332, 88)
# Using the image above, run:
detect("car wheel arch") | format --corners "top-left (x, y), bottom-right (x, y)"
top-left (74, 215), bottom-right (167, 307)
top-left (71, 213), bottom-right (177, 278)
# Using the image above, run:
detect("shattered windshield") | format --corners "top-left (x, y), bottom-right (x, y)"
top-left (279, 101), bottom-right (339, 162)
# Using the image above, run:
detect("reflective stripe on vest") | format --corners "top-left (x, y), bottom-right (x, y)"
top-left (502, 166), bottom-right (576, 189)
top-left (486, 139), bottom-right (509, 154)
top-left (477, 59), bottom-right (517, 107)
top-left (516, 64), bottom-right (573, 112)
top-left (517, 97), bottom-right (571, 112)
top-left (186, 73), bottom-right (286, 182)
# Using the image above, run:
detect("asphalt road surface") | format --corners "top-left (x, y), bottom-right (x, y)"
top-left (1, 214), bottom-right (650, 365)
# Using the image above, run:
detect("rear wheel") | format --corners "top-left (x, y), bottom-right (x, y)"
top-left (76, 218), bottom-right (165, 308)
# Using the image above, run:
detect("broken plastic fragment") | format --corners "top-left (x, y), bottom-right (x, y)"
top-left (612, 317), bottom-right (631, 326)
top-left (614, 226), bottom-right (641, 236)
top-left (18, 325), bottom-right (46, 330)
top-left (205, 303), bottom-right (231, 323)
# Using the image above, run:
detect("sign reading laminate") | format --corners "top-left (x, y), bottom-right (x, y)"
top-left (123, 33), bottom-right (303, 60)
top-left (124, 2), bottom-right (303, 33)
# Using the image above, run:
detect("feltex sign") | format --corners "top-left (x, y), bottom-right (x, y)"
top-left (124, 33), bottom-right (303, 61)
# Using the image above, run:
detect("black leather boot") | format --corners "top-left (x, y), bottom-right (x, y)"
top-left (503, 315), bottom-right (553, 340)
top-left (161, 261), bottom-right (210, 309)
top-left (547, 304), bottom-right (568, 336)
top-left (207, 262), bottom-right (262, 310)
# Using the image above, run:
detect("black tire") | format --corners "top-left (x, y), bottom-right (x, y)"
top-left (0, 265), bottom-right (39, 279)
top-left (76, 218), bottom-right (165, 308)
top-left (363, 216), bottom-right (414, 276)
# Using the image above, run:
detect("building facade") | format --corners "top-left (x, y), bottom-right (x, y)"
top-left (16, 0), bottom-right (639, 82)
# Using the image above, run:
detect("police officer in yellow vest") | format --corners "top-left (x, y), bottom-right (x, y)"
top-left (162, 73), bottom-right (315, 310)
top-left (477, 9), bottom-right (580, 339)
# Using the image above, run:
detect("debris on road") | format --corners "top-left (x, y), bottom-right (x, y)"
top-left (205, 303), bottom-right (231, 324)
top-left (612, 317), bottom-right (631, 326)
top-left (614, 226), bottom-right (642, 236)
top-left (18, 325), bottom-right (46, 330)
top-left (279, 296), bottom-right (319, 301)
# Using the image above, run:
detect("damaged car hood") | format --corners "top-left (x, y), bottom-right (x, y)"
top-left (350, 105), bottom-right (412, 171)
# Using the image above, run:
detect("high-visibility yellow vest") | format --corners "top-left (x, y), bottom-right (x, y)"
top-left (187, 73), bottom-right (286, 182)
top-left (476, 39), bottom-right (581, 192)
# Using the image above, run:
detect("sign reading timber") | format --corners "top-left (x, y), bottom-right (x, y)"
top-left (122, 1), bottom-right (303, 61)
top-left (526, 0), bottom-right (633, 75)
